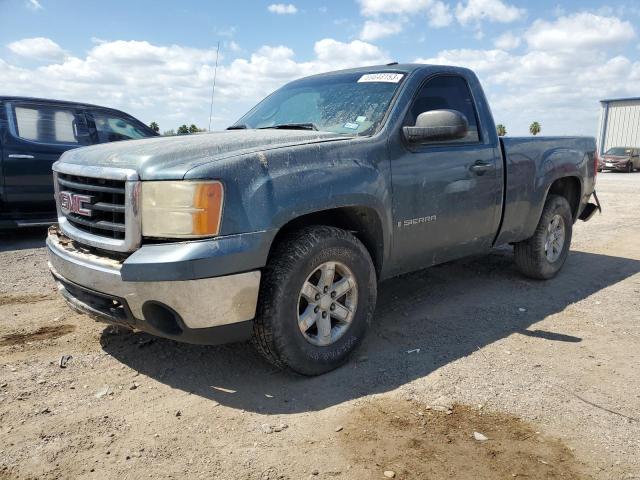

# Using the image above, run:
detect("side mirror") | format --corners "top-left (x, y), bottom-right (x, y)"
top-left (403, 109), bottom-right (469, 143)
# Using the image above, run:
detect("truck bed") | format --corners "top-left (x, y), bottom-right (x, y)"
top-left (495, 136), bottom-right (597, 246)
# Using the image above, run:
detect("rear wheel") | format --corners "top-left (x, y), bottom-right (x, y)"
top-left (253, 226), bottom-right (377, 375)
top-left (514, 195), bottom-right (573, 280)
top-left (627, 162), bottom-right (634, 173)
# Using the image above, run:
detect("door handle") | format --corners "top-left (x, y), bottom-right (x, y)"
top-left (469, 160), bottom-right (494, 175)
top-left (8, 154), bottom-right (35, 159)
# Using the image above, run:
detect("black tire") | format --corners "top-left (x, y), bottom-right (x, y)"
top-left (253, 226), bottom-right (377, 375)
top-left (514, 195), bottom-right (573, 280)
top-left (627, 162), bottom-right (633, 173)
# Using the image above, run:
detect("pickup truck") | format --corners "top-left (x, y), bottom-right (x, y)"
top-left (46, 64), bottom-right (600, 375)
top-left (0, 96), bottom-right (157, 228)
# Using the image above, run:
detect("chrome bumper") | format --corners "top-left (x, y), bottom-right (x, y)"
top-left (47, 230), bottom-right (261, 330)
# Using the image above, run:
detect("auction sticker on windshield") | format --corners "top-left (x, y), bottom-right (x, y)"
top-left (357, 73), bottom-right (404, 83)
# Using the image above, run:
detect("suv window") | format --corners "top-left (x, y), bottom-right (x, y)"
top-left (406, 75), bottom-right (480, 144)
top-left (12, 103), bottom-right (87, 145)
top-left (88, 111), bottom-right (149, 143)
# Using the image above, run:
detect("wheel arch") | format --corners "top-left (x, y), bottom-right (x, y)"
top-left (546, 175), bottom-right (582, 221)
top-left (266, 206), bottom-right (386, 278)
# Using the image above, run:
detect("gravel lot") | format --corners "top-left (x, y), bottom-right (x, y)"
top-left (1, 172), bottom-right (639, 479)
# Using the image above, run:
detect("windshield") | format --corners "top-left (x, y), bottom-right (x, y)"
top-left (605, 147), bottom-right (632, 156)
top-left (233, 71), bottom-right (405, 135)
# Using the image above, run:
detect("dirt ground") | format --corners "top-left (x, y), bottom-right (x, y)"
top-left (1, 172), bottom-right (639, 480)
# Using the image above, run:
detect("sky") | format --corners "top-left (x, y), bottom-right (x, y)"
top-left (0, 0), bottom-right (638, 136)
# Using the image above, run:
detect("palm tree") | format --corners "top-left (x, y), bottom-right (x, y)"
top-left (149, 121), bottom-right (159, 133)
top-left (529, 121), bottom-right (541, 136)
top-left (496, 124), bottom-right (507, 137)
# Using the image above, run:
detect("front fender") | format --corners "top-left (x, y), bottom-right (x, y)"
top-left (249, 159), bottom-right (392, 263)
top-left (184, 138), bottom-right (393, 269)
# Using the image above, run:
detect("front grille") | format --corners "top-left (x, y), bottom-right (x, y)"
top-left (57, 173), bottom-right (126, 240)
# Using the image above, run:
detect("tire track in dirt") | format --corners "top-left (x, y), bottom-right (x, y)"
top-left (0, 293), bottom-right (55, 306)
top-left (0, 324), bottom-right (76, 347)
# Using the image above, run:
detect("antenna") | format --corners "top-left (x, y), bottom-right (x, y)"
top-left (208, 41), bottom-right (220, 132)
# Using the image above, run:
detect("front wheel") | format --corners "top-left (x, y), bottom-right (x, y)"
top-left (514, 195), bottom-right (573, 280)
top-left (253, 226), bottom-right (377, 375)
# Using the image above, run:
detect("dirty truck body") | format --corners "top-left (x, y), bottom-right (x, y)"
top-left (47, 64), bottom-right (599, 375)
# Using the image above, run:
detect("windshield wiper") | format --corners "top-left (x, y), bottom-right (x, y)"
top-left (227, 124), bottom-right (248, 130)
top-left (259, 123), bottom-right (318, 131)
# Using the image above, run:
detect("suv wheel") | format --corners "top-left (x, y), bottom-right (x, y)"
top-left (514, 195), bottom-right (573, 280)
top-left (253, 226), bottom-right (377, 375)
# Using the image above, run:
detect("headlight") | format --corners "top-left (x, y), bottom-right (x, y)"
top-left (141, 181), bottom-right (224, 238)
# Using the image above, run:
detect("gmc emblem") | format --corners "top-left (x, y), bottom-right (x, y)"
top-left (59, 191), bottom-right (94, 217)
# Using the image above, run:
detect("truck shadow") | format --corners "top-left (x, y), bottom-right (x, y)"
top-left (101, 248), bottom-right (640, 414)
top-left (0, 227), bottom-right (48, 252)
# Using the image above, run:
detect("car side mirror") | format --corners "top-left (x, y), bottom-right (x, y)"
top-left (403, 109), bottom-right (469, 143)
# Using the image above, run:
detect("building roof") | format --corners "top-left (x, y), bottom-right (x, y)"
top-left (600, 97), bottom-right (640, 104)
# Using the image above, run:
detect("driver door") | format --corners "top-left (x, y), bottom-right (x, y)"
top-left (388, 74), bottom-right (502, 274)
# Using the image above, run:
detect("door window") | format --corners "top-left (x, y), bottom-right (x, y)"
top-left (11, 104), bottom-right (87, 145)
top-left (88, 111), bottom-right (149, 143)
top-left (406, 75), bottom-right (481, 144)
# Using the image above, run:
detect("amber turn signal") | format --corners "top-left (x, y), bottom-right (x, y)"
top-left (141, 181), bottom-right (224, 238)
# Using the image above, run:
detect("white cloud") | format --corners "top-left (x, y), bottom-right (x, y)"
top-left (359, 0), bottom-right (519, 31)
top-left (429, 2), bottom-right (453, 27)
top-left (357, 0), bottom-right (451, 37)
top-left (455, 0), bottom-right (525, 25)
top-left (227, 41), bottom-right (242, 53)
top-left (267, 3), bottom-right (297, 15)
top-left (25, 0), bottom-right (42, 11)
top-left (494, 31), bottom-right (521, 50)
top-left (416, 30), bottom-right (640, 136)
top-left (358, 0), bottom-right (432, 17)
top-left (214, 26), bottom-right (237, 38)
top-left (417, 48), bottom-right (514, 75)
top-left (7, 37), bottom-right (66, 60)
top-left (0, 38), bottom-right (388, 130)
top-left (525, 12), bottom-right (636, 52)
top-left (313, 38), bottom-right (388, 66)
top-left (360, 20), bottom-right (404, 41)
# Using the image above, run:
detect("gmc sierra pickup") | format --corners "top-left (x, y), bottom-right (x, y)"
top-left (47, 64), bottom-right (600, 375)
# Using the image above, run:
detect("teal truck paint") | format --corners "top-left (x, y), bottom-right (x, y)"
top-left (46, 64), bottom-right (600, 375)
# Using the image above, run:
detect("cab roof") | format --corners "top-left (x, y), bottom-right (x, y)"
top-left (0, 95), bottom-right (125, 112)
top-left (290, 63), bottom-right (475, 84)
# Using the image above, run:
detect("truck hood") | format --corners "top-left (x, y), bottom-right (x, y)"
top-left (58, 130), bottom-right (351, 180)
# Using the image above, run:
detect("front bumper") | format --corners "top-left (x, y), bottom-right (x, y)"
top-left (602, 162), bottom-right (630, 171)
top-left (47, 228), bottom-right (262, 345)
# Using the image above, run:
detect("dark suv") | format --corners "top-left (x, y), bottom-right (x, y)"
top-left (0, 97), bottom-right (157, 227)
